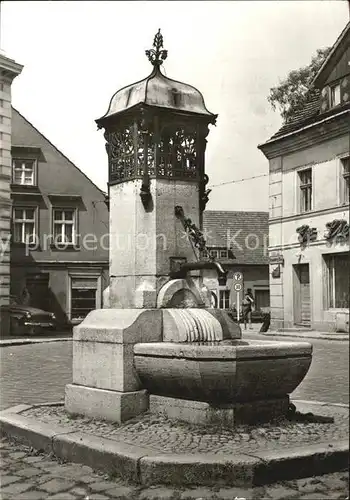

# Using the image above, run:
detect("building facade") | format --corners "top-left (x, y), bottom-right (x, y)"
top-left (10, 108), bottom-right (109, 327)
top-left (202, 210), bottom-right (269, 312)
top-left (259, 22), bottom-right (350, 333)
top-left (0, 52), bottom-right (23, 335)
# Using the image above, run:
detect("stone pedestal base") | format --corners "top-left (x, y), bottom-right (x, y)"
top-left (65, 384), bottom-right (149, 423)
top-left (150, 395), bottom-right (290, 427)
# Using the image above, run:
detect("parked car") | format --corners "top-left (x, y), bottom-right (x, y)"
top-left (2, 297), bottom-right (57, 335)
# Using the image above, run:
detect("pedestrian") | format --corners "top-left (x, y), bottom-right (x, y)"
top-left (242, 288), bottom-right (254, 330)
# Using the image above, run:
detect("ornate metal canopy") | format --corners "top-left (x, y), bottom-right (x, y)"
top-left (96, 30), bottom-right (217, 125)
top-left (97, 31), bottom-right (217, 191)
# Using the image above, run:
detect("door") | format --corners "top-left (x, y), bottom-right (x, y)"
top-left (294, 264), bottom-right (311, 326)
top-left (26, 273), bottom-right (50, 311)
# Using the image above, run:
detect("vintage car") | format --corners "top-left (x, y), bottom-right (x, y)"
top-left (3, 297), bottom-right (57, 335)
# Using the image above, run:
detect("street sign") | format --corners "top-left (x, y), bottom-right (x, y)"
top-left (233, 272), bottom-right (243, 281)
top-left (234, 283), bottom-right (242, 292)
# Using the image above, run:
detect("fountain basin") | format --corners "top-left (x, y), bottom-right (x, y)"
top-left (134, 340), bottom-right (312, 404)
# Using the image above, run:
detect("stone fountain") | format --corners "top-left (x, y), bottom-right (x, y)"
top-left (65, 30), bottom-right (312, 427)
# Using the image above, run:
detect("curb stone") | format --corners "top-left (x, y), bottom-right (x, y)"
top-left (0, 402), bottom-right (348, 488)
top-left (0, 337), bottom-right (72, 347)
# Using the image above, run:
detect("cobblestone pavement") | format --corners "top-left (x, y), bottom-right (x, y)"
top-left (1, 437), bottom-right (349, 500)
top-left (1, 335), bottom-right (348, 412)
top-left (23, 402), bottom-right (348, 456)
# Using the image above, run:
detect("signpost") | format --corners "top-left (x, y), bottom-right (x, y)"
top-left (232, 272), bottom-right (243, 322)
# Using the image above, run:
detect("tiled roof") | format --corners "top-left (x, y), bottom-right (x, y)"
top-left (269, 90), bottom-right (321, 140)
top-left (203, 211), bottom-right (269, 265)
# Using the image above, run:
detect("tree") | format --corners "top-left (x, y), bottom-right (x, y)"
top-left (268, 47), bottom-right (331, 123)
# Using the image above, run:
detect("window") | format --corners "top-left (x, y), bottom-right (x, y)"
top-left (13, 208), bottom-right (36, 244)
top-left (299, 168), bottom-right (312, 212)
top-left (341, 157), bottom-right (349, 204)
top-left (330, 84), bottom-right (341, 108)
top-left (219, 289), bottom-right (230, 309)
top-left (12, 159), bottom-right (35, 186)
top-left (53, 209), bottom-right (76, 245)
top-left (325, 253), bottom-right (349, 309)
top-left (209, 249), bottom-right (219, 259)
top-left (220, 250), bottom-right (228, 258)
top-left (70, 277), bottom-right (98, 322)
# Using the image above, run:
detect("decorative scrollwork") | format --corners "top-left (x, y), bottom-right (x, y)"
top-left (296, 225), bottom-right (317, 245)
top-left (175, 206), bottom-right (208, 255)
top-left (137, 126), bottom-right (155, 177)
top-left (145, 29), bottom-right (168, 67)
top-left (109, 126), bottom-right (135, 182)
top-left (199, 174), bottom-right (211, 212)
top-left (324, 219), bottom-right (349, 241)
top-left (158, 128), bottom-right (197, 179)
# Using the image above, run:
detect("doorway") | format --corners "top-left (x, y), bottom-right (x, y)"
top-left (25, 273), bottom-right (50, 311)
top-left (293, 264), bottom-right (311, 326)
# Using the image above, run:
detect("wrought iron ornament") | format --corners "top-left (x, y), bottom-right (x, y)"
top-left (145, 29), bottom-right (168, 67)
top-left (175, 206), bottom-right (208, 255)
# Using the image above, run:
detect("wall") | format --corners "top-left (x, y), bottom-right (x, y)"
top-left (0, 54), bottom-right (22, 335)
top-left (268, 133), bottom-right (349, 331)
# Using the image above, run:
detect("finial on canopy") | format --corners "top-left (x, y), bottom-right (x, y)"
top-left (145, 29), bottom-right (168, 67)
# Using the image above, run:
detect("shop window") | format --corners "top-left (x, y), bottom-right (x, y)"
top-left (325, 253), bottom-right (350, 309)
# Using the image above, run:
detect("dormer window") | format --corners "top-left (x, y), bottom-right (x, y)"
top-left (12, 159), bottom-right (36, 186)
top-left (330, 83), bottom-right (341, 108)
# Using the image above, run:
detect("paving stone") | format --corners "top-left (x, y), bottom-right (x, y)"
top-left (79, 474), bottom-right (102, 483)
top-left (138, 487), bottom-right (179, 499)
top-left (89, 481), bottom-right (121, 492)
top-left (70, 486), bottom-right (91, 495)
top-left (298, 493), bottom-right (331, 499)
top-left (39, 478), bottom-right (76, 493)
top-left (16, 490), bottom-right (48, 500)
top-left (88, 495), bottom-right (112, 500)
top-left (0, 481), bottom-right (33, 495)
top-left (16, 466), bottom-right (42, 477)
top-left (318, 473), bottom-right (349, 491)
top-left (107, 485), bottom-right (140, 498)
top-left (216, 487), bottom-right (258, 499)
top-left (47, 494), bottom-right (77, 500)
top-left (295, 477), bottom-right (328, 493)
top-left (264, 484), bottom-right (300, 499)
top-left (23, 456), bottom-right (46, 464)
top-left (0, 475), bottom-right (22, 487)
top-left (8, 451), bottom-right (27, 459)
top-left (180, 488), bottom-right (219, 499)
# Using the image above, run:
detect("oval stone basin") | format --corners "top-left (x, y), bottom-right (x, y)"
top-left (134, 340), bottom-right (312, 404)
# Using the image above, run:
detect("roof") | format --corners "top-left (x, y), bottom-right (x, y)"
top-left (11, 108), bottom-right (107, 198)
top-left (96, 30), bottom-right (216, 125)
top-left (313, 21), bottom-right (350, 87)
top-left (260, 21), bottom-right (350, 145)
top-left (97, 66), bottom-right (217, 124)
top-left (268, 90), bottom-right (321, 140)
top-left (203, 211), bottom-right (269, 266)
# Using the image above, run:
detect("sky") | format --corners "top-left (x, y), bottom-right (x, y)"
top-left (1, 1), bottom-right (349, 211)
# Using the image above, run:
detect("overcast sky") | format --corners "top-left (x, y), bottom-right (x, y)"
top-left (2, 1), bottom-right (348, 211)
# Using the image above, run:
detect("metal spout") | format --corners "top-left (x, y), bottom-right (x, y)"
top-left (170, 261), bottom-right (228, 286)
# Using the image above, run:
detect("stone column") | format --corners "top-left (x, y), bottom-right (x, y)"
top-left (0, 52), bottom-right (23, 336)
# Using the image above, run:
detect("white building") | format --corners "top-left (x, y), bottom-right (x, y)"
top-left (259, 22), bottom-right (350, 333)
